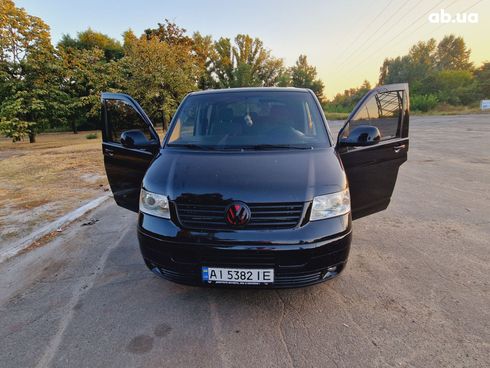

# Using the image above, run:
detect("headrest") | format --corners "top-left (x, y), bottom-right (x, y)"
top-left (270, 105), bottom-right (289, 119)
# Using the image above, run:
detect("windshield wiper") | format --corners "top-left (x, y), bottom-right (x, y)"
top-left (168, 143), bottom-right (218, 150)
top-left (243, 144), bottom-right (313, 150)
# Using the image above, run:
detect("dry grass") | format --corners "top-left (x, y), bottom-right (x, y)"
top-left (413, 105), bottom-right (489, 115)
top-left (324, 112), bottom-right (350, 121)
top-left (0, 131), bottom-right (108, 243)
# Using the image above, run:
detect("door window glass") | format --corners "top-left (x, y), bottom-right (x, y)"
top-left (342, 90), bottom-right (403, 141)
top-left (105, 99), bottom-right (154, 143)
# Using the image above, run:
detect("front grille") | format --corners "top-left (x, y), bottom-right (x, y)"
top-left (152, 267), bottom-right (335, 287)
top-left (175, 202), bottom-right (305, 230)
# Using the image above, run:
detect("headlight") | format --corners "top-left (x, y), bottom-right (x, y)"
top-left (139, 189), bottom-right (170, 219)
top-left (310, 189), bottom-right (350, 221)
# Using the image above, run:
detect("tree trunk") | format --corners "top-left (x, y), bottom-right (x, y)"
top-left (72, 121), bottom-right (78, 134)
top-left (29, 132), bottom-right (36, 143)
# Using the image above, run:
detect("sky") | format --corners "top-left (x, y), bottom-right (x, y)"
top-left (15, 0), bottom-right (490, 98)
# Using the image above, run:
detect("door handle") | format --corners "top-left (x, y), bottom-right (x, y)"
top-left (104, 148), bottom-right (115, 157)
top-left (393, 144), bottom-right (406, 153)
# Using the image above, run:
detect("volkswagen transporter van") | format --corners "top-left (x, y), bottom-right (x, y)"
top-left (100, 85), bottom-right (409, 287)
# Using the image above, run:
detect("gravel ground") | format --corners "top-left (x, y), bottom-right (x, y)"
top-left (0, 114), bottom-right (489, 368)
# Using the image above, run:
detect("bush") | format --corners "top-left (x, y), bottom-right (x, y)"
top-left (0, 118), bottom-right (36, 142)
top-left (323, 104), bottom-right (352, 113)
top-left (411, 94), bottom-right (439, 112)
top-left (85, 133), bottom-right (98, 139)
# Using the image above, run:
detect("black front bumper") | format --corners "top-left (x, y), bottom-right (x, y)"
top-left (137, 213), bottom-right (352, 288)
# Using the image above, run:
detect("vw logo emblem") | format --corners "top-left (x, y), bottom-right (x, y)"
top-left (225, 202), bottom-right (251, 226)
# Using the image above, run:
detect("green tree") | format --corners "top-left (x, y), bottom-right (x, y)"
top-left (432, 70), bottom-right (476, 105)
top-left (379, 56), bottom-right (411, 85)
top-left (436, 35), bottom-right (472, 71)
top-left (144, 19), bottom-right (193, 47)
top-left (0, 0), bottom-right (51, 64)
top-left (379, 36), bottom-right (473, 86)
top-left (1, 48), bottom-right (69, 142)
top-left (58, 46), bottom-right (122, 133)
top-left (0, 0), bottom-right (67, 142)
top-left (192, 32), bottom-right (215, 89)
top-left (121, 29), bottom-right (198, 129)
top-left (209, 37), bottom-right (233, 87)
top-left (379, 39), bottom-right (437, 90)
top-left (378, 35), bottom-right (478, 109)
top-left (259, 57), bottom-right (289, 87)
top-left (209, 34), bottom-right (287, 88)
top-left (475, 62), bottom-right (490, 98)
top-left (58, 29), bottom-right (124, 61)
top-left (409, 39), bottom-right (437, 68)
top-left (289, 55), bottom-right (324, 100)
top-left (326, 80), bottom-right (371, 112)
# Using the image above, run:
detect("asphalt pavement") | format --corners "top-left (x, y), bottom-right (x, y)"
top-left (0, 114), bottom-right (489, 368)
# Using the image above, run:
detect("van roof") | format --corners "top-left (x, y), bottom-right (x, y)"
top-left (188, 87), bottom-right (311, 96)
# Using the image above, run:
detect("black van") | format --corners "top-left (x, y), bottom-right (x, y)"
top-left (101, 85), bottom-right (409, 287)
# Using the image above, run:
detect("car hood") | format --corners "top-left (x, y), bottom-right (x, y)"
top-left (143, 148), bottom-right (347, 203)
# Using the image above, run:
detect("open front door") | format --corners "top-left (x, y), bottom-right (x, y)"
top-left (336, 83), bottom-right (409, 220)
top-left (101, 93), bottom-right (160, 212)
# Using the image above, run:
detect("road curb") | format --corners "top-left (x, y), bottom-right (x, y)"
top-left (0, 195), bottom-right (110, 264)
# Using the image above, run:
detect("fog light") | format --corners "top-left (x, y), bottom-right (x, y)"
top-left (323, 266), bottom-right (338, 280)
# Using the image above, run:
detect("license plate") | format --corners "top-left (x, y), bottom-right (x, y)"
top-left (202, 267), bottom-right (274, 285)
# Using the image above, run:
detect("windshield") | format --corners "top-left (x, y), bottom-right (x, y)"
top-left (166, 90), bottom-right (330, 149)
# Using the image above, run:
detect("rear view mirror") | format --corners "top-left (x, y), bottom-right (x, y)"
top-left (338, 126), bottom-right (381, 147)
top-left (120, 129), bottom-right (156, 149)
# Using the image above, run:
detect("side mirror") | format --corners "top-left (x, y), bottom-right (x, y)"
top-left (338, 125), bottom-right (381, 147)
top-left (120, 129), bottom-right (156, 149)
